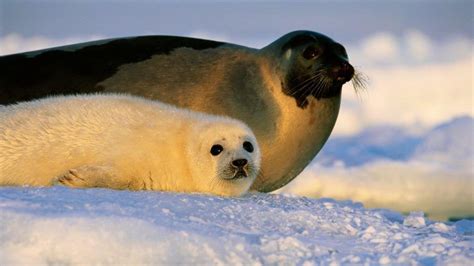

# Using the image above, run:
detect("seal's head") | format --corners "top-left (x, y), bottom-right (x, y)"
top-left (263, 30), bottom-right (362, 108)
top-left (187, 118), bottom-right (261, 196)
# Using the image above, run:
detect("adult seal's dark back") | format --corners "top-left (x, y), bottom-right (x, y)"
top-left (0, 31), bottom-right (358, 192)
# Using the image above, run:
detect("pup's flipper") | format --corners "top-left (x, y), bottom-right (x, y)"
top-left (55, 165), bottom-right (129, 189)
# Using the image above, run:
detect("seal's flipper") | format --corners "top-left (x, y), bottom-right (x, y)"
top-left (55, 165), bottom-right (127, 189)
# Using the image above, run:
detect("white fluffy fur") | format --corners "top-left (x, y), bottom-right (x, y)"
top-left (0, 94), bottom-right (260, 196)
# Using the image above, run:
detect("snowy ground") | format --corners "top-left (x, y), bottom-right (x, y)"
top-left (1, 187), bottom-right (472, 265)
top-left (280, 116), bottom-right (473, 221)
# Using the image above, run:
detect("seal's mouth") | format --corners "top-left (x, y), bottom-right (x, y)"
top-left (309, 62), bottom-right (355, 100)
top-left (230, 169), bottom-right (248, 180)
top-left (221, 163), bottom-right (255, 181)
top-left (284, 62), bottom-right (367, 108)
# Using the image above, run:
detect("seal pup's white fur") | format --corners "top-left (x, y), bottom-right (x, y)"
top-left (0, 94), bottom-right (260, 196)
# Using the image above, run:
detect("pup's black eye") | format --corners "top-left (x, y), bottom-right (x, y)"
top-left (243, 141), bottom-right (254, 153)
top-left (210, 144), bottom-right (223, 156)
top-left (302, 46), bottom-right (319, 60)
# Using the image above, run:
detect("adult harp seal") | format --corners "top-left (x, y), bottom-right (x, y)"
top-left (0, 30), bottom-right (359, 192)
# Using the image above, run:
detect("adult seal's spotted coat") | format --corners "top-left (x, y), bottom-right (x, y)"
top-left (0, 30), bottom-right (358, 192)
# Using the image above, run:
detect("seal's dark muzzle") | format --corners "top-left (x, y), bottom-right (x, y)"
top-left (332, 62), bottom-right (354, 83)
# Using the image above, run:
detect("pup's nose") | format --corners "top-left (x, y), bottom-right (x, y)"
top-left (232, 159), bottom-right (248, 168)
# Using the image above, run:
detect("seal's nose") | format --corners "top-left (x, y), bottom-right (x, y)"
top-left (232, 159), bottom-right (248, 168)
top-left (332, 62), bottom-right (354, 83)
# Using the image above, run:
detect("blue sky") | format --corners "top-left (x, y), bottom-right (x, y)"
top-left (1, 0), bottom-right (472, 44)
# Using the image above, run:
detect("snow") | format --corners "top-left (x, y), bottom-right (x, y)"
top-left (280, 116), bottom-right (473, 221)
top-left (1, 187), bottom-right (472, 265)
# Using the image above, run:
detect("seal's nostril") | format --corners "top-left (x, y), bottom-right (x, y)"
top-left (232, 159), bottom-right (248, 168)
top-left (343, 63), bottom-right (354, 76)
top-left (333, 62), bottom-right (354, 81)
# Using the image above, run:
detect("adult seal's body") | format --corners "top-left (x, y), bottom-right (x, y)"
top-left (0, 94), bottom-right (261, 197)
top-left (0, 30), bottom-right (358, 192)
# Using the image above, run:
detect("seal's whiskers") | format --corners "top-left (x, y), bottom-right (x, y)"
top-left (289, 71), bottom-right (325, 97)
top-left (352, 68), bottom-right (368, 94)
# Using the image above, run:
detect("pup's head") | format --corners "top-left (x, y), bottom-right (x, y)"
top-left (187, 118), bottom-right (260, 196)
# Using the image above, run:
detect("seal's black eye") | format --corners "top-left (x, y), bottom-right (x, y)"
top-left (210, 144), bottom-right (223, 156)
top-left (243, 141), bottom-right (254, 153)
top-left (302, 46), bottom-right (319, 60)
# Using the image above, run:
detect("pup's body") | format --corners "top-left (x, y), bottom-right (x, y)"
top-left (0, 94), bottom-right (260, 196)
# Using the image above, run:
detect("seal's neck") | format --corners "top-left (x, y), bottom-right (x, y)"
top-left (251, 54), bottom-right (341, 191)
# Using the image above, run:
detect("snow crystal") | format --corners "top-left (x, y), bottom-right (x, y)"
top-left (403, 211), bottom-right (426, 228)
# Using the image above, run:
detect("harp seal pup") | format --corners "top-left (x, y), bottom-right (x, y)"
top-left (0, 94), bottom-right (261, 197)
